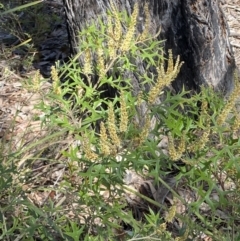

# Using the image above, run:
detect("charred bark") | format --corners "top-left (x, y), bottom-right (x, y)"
top-left (62, 0), bottom-right (236, 95)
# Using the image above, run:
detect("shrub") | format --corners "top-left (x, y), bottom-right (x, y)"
top-left (1, 2), bottom-right (240, 241)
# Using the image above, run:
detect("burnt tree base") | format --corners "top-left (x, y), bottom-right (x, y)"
top-left (63, 0), bottom-right (236, 96)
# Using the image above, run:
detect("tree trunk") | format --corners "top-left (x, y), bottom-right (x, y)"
top-left (62, 0), bottom-right (236, 95)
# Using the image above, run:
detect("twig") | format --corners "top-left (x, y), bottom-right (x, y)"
top-left (230, 32), bottom-right (240, 38)
top-left (231, 43), bottom-right (240, 48)
top-left (226, 5), bottom-right (240, 12)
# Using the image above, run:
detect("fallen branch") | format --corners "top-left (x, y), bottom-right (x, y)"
top-left (230, 32), bottom-right (240, 38)
top-left (231, 42), bottom-right (240, 48)
top-left (226, 5), bottom-right (240, 12)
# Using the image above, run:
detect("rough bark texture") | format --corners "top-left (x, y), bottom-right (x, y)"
top-left (62, 0), bottom-right (236, 95)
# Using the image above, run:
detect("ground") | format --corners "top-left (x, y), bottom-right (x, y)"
top-left (0, 0), bottom-right (240, 240)
top-left (222, 0), bottom-right (240, 68)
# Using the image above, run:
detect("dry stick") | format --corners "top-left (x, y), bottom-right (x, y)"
top-left (123, 175), bottom-right (186, 212)
top-left (231, 43), bottom-right (240, 48)
top-left (230, 32), bottom-right (240, 38)
top-left (226, 5), bottom-right (240, 12)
